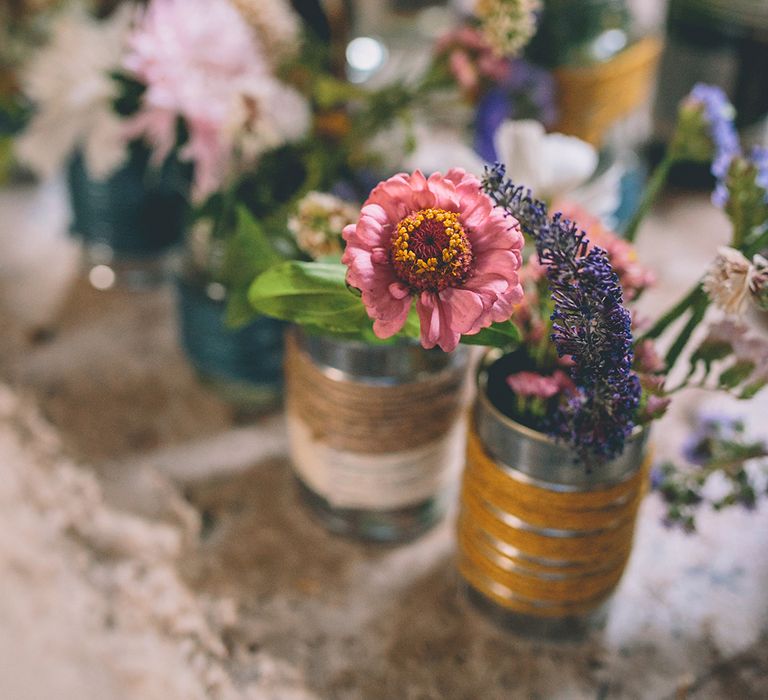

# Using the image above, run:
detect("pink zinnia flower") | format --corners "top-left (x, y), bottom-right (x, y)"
top-left (342, 169), bottom-right (524, 352)
top-left (506, 370), bottom-right (573, 399)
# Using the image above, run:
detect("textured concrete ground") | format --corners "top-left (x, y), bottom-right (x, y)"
top-left (1, 190), bottom-right (767, 698)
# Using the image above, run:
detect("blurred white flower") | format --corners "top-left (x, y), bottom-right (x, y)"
top-left (229, 0), bottom-right (301, 64)
top-left (288, 192), bottom-right (358, 260)
top-left (706, 318), bottom-right (768, 382)
top-left (232, 80), bottom-right (311, 165)
top-left (404, 126), bottom-right (486, 177)
top-left (15, 4), bottom-right (133, 180)
top-left (474, 0), bottom-right (540, 57)
top-left (494, 119), bottom-right (599, 201)
top-left (703, 247), bottom-right (766, 316)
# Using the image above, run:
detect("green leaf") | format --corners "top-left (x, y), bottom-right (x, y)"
top-left (225, 289), bottom-right (256, 328)
top-left (459, 321), bottom-right (521, 348)
top-left (223, 207), bottom-right (285, 327)
top-left (248, 261), bottom-right (371, 333)
top-left (688, 338), bottom-right (733, 380)
top-left (724, 157), bottom-right (768, 248)
top-left (226, 206), bottom-right (283, 284)
top-left (718, 360), bottom-right (756, 389)
top-left (739, 378), bottom-right (767, 400)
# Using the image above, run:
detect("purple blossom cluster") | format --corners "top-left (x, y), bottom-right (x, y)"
top-left (688, 83), bottom-right (741, 207)
top-left (473, 59), bottom-right (557, 162)
top-left (483, 163), bottom-right (641, 463)
top-left (749, 144), bottom-right (768, 194)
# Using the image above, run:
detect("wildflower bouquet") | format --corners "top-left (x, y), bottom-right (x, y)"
top-left (245, 83), bottom-right (767, 470)
top-left (478, 84), bottom-right (768, 463)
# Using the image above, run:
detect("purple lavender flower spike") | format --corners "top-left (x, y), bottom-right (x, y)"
top-left (749, 145), bottom-right (768, 195)
top-left (687, 83), bottom-right (740, 208)
top-left (482, 163), bottom-right (641, 464)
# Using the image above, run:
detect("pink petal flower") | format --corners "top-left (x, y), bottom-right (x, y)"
top-left (506, 371), bottom-right (562, 399)
top-left (342, 169), bottom-right (524, 351)
top-left (123, 0), bottom-right (303, 201)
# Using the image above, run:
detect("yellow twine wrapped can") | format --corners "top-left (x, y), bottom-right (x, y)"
top-left (554, 36), bottom-right (663, 146)
top-left (457, 351), bottom-right (650, 637)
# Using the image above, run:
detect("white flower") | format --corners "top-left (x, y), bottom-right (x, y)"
top-left (404, 126), bottom-right (486, 177)
top-left (229, 80), bottom-right (311, 166)
top-left (474, 0), bottom-right (540, 57)
top-left (493, 119), bottom-right (599, 202)
top-left (14, 4), bottom-right (133, 179)
top-left (228, 0), bottom-right (301, 64)
top-left (288, 192), bottom-right (358, 260)
top-left (703, 247), bottom-right (767, 316)
top-left (706, 318), bottom-right (768, 383)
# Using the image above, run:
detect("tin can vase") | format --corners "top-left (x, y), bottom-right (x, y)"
top-left (285, 328), bottom-right (470, 543)
top-left (457, 350), bottom-right (650, 638)
top-left (67, 143), bottom-right (189, 288)
top-left (176, 272), bottom-right (284, 414)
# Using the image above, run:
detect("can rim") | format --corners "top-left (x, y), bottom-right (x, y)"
top-left (475, 347), bottom-right (645, 449)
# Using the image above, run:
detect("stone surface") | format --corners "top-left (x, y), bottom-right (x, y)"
top-left (0, 189), bottom-right (767, 698)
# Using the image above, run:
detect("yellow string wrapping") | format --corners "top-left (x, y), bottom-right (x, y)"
top-left (458, 423), bottom-right (651, 618)
top-left (553, 36), bottom-right (663, 146)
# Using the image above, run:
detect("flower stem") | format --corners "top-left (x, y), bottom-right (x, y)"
top-left (663, 296), bottom-right (708, 371)
top-left (622, 155), bottom-right (674, 243)
top-left (745, 227), bottom-right (768, 257)
top-left (639, 284), bottom-right (705, 342)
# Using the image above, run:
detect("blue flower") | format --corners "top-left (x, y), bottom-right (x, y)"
top-left (482, 163), bottom-right (641, 463)
top-left (473, 59), bottom-right (557, 162)
top-left (749, 144), bottom-right (768, 194)
top-left (687, 84), bottom-right (740, 208)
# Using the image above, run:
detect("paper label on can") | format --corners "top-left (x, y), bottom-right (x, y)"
top-left (287, 413), bottom-right (466, 510)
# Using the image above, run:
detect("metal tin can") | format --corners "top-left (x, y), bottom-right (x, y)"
top-left (176, 273), bottom-right (284, 415)
top-left (67, 143), bottom-right (189, 287)
top-left (285, 328), bottom-right (470, 543)
top-left (457, 350), bottom-right (650, 638)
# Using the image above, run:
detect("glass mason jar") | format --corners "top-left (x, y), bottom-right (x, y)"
top-left (285, 328), bottom-right (470, 543)
top-left (457, 350), bottom-right (650, 638)
top-left (654, 0), bottom-right (768, 144)
top-left (67, 142), bottom-right (189, 288)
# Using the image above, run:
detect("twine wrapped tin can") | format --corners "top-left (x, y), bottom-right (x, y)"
top-left (457, 351), bottom-right (650, 637)
top-left (67, 143), bottom-right (189, 287)
top-left (176, 273), bottom-right (284, 414)
top-left (285, 328), bottom-right (470, 543)
top-left (553, 36), bottom-right (663, 147)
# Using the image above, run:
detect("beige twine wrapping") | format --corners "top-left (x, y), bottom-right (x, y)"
top-left (284, 332), bottom-right (468, 455)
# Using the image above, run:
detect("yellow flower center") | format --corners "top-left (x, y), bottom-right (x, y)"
top-left (391, 208), bottom-right (473, 292)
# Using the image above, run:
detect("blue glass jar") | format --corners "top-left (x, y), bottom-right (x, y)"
top-left (67, 142), bottom-right (189, 287)
top-left (176, 272), bottom-right (284, 414)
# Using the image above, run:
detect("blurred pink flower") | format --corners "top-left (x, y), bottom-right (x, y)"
top-left (634, 339), bottom-right (665, 374)
top-left (342, 169), bottom-right (524, 352)
top-left (506, 370), bottom-right (573, 398)
top-left (435, 26), bottom-right (511, 98)
top-left (123, 0), bottom-right (308, 201)
top-left (555, 202), bottom-right (656, 300)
